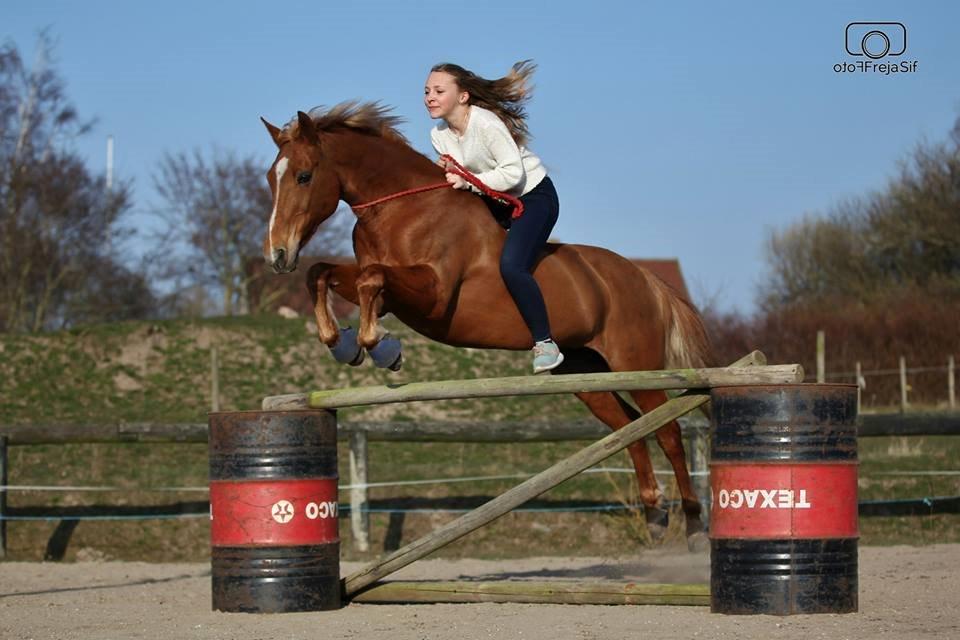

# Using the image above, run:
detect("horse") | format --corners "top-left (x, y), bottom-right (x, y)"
top-left (260, 102), bottom-right (714, 549)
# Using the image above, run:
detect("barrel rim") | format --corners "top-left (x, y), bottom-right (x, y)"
top-left (711, 383), bottom-right (858, 392)
top-left (208, 409), bottom-right (336, 418)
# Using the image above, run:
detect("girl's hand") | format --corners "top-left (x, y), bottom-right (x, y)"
top-left (436, 157), bottom-right (449, 169)
top-left (445, 173), bottom-right (469, 190)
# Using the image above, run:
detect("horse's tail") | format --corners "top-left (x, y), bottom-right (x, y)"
top-left (647, 275), bottom-right (715, 371)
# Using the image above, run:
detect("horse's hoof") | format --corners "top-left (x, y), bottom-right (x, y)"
top-left (645, 505), bottom-right (669, 542)
top-left (368, 334), bottom-right (402, 370)
top-left (686, 531), bottom-right (709, 553)
top-left (388, 353), bottom-right (403, 372)
top-left (328, 327), bottom-right (364, 366)
top-left (647, 523), bottom-right (667, 542)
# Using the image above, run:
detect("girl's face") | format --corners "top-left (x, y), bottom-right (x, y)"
top-left (424, 71), bottom-right (467, 120)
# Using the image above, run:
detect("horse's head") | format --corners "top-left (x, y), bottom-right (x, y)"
top-left (261, 111), bottom-right (342, 273)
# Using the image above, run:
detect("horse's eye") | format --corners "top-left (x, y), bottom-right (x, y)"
top-left (296, 171), bottom-right (312, 185)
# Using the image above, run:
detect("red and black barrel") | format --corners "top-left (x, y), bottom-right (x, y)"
top-left (209, 410), bottom-right (340, 613)
top-left (709, 384), bottom-right (858, 615)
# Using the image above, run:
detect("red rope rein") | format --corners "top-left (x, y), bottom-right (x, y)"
top-left (351, 154), bottom-right (525, 219)
top-left (349, 182), bottom-right (448, 210)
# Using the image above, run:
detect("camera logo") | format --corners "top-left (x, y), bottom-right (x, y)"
top-left (845, 22), bottom-right (906, 59)
top-left (834, 21), bottom-right (916, 75)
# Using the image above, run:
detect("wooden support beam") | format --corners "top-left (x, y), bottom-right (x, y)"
top-left (5, 408), bottom-right (953, 447)
top-left (263, 355), bottom-right (799, 411)
top-left (0, 422), bottom-right (210, 445)
top-left (0, 419), bottom-right (697, 446)
top-left (341, 351), bottom-right (765, 597)
top-left (350, 580), bottom-right (709, 606)
top-left (858, 412), bottom-right (960, 437)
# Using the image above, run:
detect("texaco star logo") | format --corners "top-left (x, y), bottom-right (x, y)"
top-left (271, 500), bottom-right (295, 524)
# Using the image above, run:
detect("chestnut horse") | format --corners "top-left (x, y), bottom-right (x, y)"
top-left (261, 103), bottom-right (714, 548)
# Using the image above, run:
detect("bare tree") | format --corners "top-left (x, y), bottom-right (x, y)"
top-left (871, 132), bottom-right (960, 293)
top-left (0, 32), bottom-right (153, 332)
top-left (758, 114), bottom-right (960, 310)
top-left (152, 148), bottom-right (351, 316)
top-left (759, 206), bottom-right (874, 309)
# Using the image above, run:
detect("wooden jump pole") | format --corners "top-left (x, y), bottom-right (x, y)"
top-left (351, 580), bottom-right (709, 606)
top-left (343, 351), bottom-right (781, 597)
top-left (263, 361), bottom-right (801, 411)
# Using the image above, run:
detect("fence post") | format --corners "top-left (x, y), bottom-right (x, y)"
top-left (855, 361), bottom-right (863, 413)
top-left (349, 430), bottom-right (370, 552)
top-left (899, 356), bottom-right (908, 413)
top-left (949, 356), bottom-right (956, 410)
top-left (688, 425), bottom-right (710, 527)
top-left (816, 330), bottom-right (825, 383)
top-left (1, 435), bottom-right (7, 559)
top-left (210, 346), bottom-right (220, 411)
top-left (211, 346), bottom-right (220, 412)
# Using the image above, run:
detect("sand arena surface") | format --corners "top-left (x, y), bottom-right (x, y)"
top-left (1, 545), bottom-right (958, 640)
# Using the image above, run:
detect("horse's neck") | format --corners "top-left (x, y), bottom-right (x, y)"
top-left (332, 132), bottom-right (437, 206)
top-left (331, 131), bottom-right (503, 267)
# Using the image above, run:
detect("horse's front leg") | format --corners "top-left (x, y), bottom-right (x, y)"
top-left (307, 261), bottom-right (364, 366)
top-left (356, 264), bottom-right (403, 371)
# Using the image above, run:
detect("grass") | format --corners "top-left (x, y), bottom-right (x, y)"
top-left (1, 316), bottom-right (959, 561)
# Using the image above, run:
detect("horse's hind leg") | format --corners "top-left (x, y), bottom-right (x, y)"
top-left (572, 390), bottom-right (670, 540)
top-left (554, 350), bottom-right (668, 541)
top-left (629, 389), bottom-right (708, 552)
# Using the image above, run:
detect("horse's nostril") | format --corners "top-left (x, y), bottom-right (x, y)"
top-left (273, 248), bottom-right (287, 271)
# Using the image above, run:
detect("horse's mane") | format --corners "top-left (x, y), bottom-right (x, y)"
top-left (280, 101), bottom-right (409, 146)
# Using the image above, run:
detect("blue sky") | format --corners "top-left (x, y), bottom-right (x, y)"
top-left (5, 1), bottom-right (959, 313)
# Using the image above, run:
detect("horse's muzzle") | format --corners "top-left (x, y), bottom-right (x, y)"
top-left (269, 247), bottom-right (298, 274)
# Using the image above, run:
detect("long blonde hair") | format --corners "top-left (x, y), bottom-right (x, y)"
top-left (431, 60), bottom-right (536, 147)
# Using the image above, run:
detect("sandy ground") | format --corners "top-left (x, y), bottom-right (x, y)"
top-left (1, 545), bottom-right (958, 640)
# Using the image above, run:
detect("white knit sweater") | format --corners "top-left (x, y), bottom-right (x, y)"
top-left (430, 105), bottom-right (547, 197)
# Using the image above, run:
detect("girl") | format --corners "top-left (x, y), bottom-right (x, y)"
top-left (424, 60), bottom-right (564, 374)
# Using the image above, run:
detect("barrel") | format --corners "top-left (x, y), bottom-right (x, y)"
top-left (709, 384), bottom-right (858, 615)
top-left (209, 410), bottom-right (340, 613)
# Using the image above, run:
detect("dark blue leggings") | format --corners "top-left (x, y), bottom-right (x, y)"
top-left (499, 176), bottom-right (559, 343)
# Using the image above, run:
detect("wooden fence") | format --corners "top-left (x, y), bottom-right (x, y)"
top-left (3, 411), bottom-right (960, 559)
top-left (815, 330), bottom-right (958, 410)
top-left (0, 417), bottom-right (709, 558)
top-left (3, 354), bottom-right (960, 558)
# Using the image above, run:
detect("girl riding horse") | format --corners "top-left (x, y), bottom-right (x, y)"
top-left (260, 97), bottom-right (714, 549)
top-left (424, 61), bottom-right (563, 374)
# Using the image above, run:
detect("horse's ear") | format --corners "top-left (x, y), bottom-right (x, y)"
top-left (261, 117), bottom-right (283, 147)
top-left (297, 111), bottom-right (320, 145)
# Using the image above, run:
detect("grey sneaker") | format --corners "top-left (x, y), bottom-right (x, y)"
top-left (532, 339), bottom-right (564, 374)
